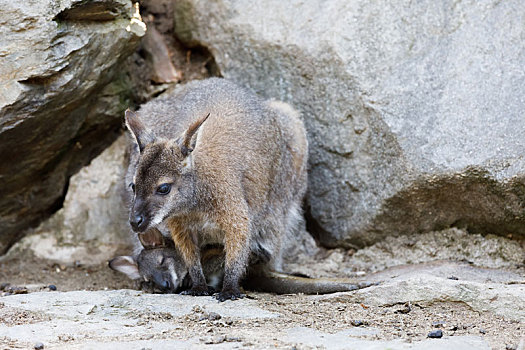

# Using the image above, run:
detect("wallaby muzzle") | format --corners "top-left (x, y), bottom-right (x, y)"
top-left (129, 200), bottom-right (149, 232)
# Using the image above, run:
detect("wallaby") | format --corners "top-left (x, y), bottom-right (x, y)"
top-left (124, 78), bottom-right (308, 301)
top-left (109, 229), bottom-right (374, 295)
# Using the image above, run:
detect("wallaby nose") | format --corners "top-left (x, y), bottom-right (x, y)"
top-left (130, 213), bottom-right (145, 231)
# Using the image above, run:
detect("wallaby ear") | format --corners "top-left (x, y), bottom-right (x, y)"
top-left (108, 256), bottom-right (141, 280)
top-left (177, 113), bottom-right (210, 157)
top-left (125, 109), bottom-right (156, 152)
top-left (138, 228), bottom-right (167, 248)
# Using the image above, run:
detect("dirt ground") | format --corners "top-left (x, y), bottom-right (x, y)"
top-left (1, 240), bottom-right (524, 350)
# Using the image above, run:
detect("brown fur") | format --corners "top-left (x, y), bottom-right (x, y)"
top-left (124, 78), bottom-right (308, 301)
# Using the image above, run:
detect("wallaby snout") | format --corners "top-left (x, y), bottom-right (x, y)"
top-left (129, 212), bottom-right (146, 232)
top-left (129, 200), bottom-right (149, 232)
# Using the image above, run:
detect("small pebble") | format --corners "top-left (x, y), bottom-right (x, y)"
top-left (48, 285), bottom-right (57, 291)
top-left (199, 311), bottom-right (222, 321)
top-left (428, 329), bottom-right (443, 338)
top-left (432, 320), bottom-right (446, 328)
top-left (395, 302), bottom-right (412, 314)
top-left (34, 342), bottom-right (44, 350)
top-left (204, 335), bottom-right (226, 344)
top-left (5, 286), bottom-right (28, 295)
top-left (192, 305), bottom-right (203, 313)
top-left (207, 312), bottom-right (221, 321)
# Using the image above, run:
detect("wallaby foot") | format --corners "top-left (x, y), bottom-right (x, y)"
top-left (215, 287), bottom-right (244, 302)
top-left (180, 285), bottom-right (210, 296)
top-left (179, 260), bottom-right (210, 296)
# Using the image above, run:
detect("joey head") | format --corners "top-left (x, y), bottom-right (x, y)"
top-left (109, 229), bottom-right (189, 293)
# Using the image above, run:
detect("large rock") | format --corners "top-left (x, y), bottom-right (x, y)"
top-left (318, 261), bottom-right (525, 323)
top-left (173, 0), bottom-right (525, 247)
top-left (8, 136), bottom-right (132, 266)
top-left (0, 0), bottom-right (145, 253)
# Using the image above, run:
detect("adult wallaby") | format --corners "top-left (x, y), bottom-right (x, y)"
top-left (109, 229), bottom-right (375, 295)
top-left (124, 78), bottom-right (308, 301)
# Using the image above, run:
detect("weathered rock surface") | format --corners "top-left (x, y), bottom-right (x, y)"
top-left (285, 228), bottom-right (525, 279)
top-left (0, 288), bottom-right (500, 349)
top-left (6, 136), bottom-right (131, 266)
top-left (0, 0), bottom-right (145, 253)
top-left (318, 261), bottom-right (525, 323)
top-left (349, 228), bottom-right (525, 272)
top-left (174, 0), bottom-right (525, 247)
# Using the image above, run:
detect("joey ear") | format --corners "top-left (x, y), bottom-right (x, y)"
top-left (108, 256), bottom-right (141, 280)
top-left (125, 109), bottom-right (156, 152)
top-left (177, 113), bottom-right (210, 157)
top-left (138, 228), bottom-right (167, 248)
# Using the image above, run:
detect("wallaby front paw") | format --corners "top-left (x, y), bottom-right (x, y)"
top-left (215, 288), bottom-right (244, 302)
top-left (180, 286), bottom-right (210, 296)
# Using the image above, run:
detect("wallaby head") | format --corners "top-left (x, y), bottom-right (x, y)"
top-left (124, 109), bottom-right (209, 233)
top-left (109, 229), bottom-right (188, 292)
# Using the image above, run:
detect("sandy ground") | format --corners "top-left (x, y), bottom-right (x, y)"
top-left (1, 231), bottom-right (524, 350)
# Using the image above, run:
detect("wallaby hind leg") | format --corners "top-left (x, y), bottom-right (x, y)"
top-left (168, 220), bottom-right (209, 296)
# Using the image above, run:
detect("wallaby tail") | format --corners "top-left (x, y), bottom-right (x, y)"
top-left (244, 270), bottom-right (377, 295)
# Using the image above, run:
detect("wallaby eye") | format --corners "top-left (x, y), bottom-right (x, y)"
top-left (156, 183), bottom-right (171, 195)
top-left (129, 183), bottom-right (136, 193)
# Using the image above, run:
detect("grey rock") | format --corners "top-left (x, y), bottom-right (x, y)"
top-left (173, 0), bottom-right (525, 247)
top-left (428, 329), bottom-right (443, 338)
top-left (0, 0), bottom-right (144, 253)
top-left (318, 261), bottom-right (525, 323)
top-left (5, 136), bottom-right (131, 266)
